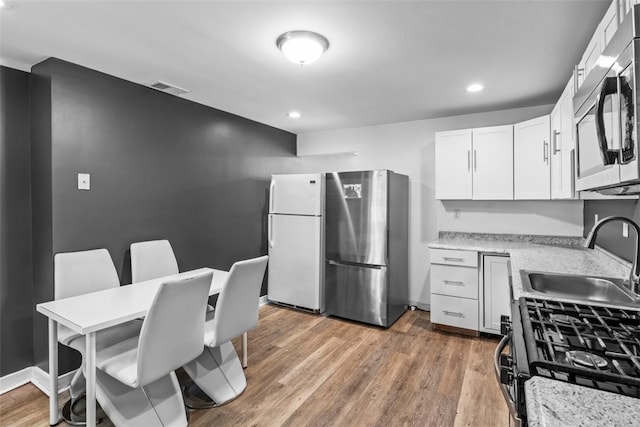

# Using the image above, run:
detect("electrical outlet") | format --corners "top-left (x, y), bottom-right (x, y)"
top-left (595, 213), bottom-right (599, 224)
top-left (623, 222), bottom-right (629, 238)
top-left (78, 173), bottom-right (90, 190)
top-left (454, 209), bottom-right (460, 219)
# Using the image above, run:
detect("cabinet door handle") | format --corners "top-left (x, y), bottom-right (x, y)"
top-left (543, 140), bottom-right (549, 163)
top-left (443, 257), bottom-right (464, 262)
top-left (574, 65), bottom-right (584, 92)
top-left (467, 150), bottom-right (471, 172)
top-left (443, 310), bottom-right (465, 317)
top-left (443, 280), bottom-right (464, 286)
top-left (473, 150), bottom-right (477, 172)
top-left (552, 130), bottom-right (561, 154)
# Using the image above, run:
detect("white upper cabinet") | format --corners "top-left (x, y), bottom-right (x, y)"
top-left (577, 32), bottom-right (602, 88)
top-left (514, 116), bottom-right (551, 199)
top-left (550, 78), bottom-right (576, 199)
top-left (601, 0), bottom-right (619, 47)
top-left (435, 129), bottom-right (473, 199)
top-left (620, 0), bottom-right (639, 22)
top-left (577, 0), bottom-right (619, 89)
top-left (472, 125), bottom-right (514, 200)
top-left (435, 125), bottom-right (513, 200)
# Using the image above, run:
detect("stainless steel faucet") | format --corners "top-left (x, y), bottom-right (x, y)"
top-left (584, 215), bottom-right (640, 294)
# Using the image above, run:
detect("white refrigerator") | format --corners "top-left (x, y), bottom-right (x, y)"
top-left (268, 173), bottom-right (325, 313)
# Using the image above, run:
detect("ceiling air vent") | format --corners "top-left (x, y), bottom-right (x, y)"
top-left (148, 80), bottom-right (189, 96)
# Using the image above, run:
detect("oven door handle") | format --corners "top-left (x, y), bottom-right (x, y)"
top-left (595, 76), bottom-right (620, 165)
top-left (493, 332), bottom-right (523, 427)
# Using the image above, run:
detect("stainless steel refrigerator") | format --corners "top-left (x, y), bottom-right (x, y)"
top-left (325, 170), bottom-right (408, 327)
top-left (268, 173), bottom-right (325, 313)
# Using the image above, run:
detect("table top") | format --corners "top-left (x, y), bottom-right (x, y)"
top-left (36, 267), bottom-right (228, 334)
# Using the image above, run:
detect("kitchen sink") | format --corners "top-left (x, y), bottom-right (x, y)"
top-left (520, 271), bottom-right (640, 305)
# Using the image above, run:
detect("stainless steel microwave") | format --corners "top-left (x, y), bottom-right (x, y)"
top-left (574, 7), bottom-right (640, 195)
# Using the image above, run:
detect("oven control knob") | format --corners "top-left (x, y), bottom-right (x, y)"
top-left (500, 354), bottom-right (513, 368)
top-left (500, 367), bottom-right (514, 385)
top-left (500, 315), bottom-right (511, 335)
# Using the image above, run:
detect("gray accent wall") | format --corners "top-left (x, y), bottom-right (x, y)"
top-left (0, 66), bottom-right (35, 376)
top-left (583, 199), bottom-right (640, 263)
top-left (26, 58), bottom-right (298, 373)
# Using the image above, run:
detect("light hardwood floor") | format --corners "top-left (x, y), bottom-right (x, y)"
top-left (0, 305), bottom-right (509, 426)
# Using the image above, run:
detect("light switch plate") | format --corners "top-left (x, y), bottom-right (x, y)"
top-left (78, 173), bottom-right (90, 190)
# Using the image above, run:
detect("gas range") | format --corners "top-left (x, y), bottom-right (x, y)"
top-left (496, 297), bottom-right (640, 426)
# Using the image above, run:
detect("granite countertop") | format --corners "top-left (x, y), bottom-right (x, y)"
top-left (525, 377), bottom-right (640, 427)
top-left (428, 232), bottom-right (639, 426)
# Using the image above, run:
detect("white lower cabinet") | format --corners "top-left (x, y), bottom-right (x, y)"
top-left (430, 249), bottom-right (479, 334)
top-left (430, 249), bottom-right (510, 336)
top-left (480, 255), bottom-right (511, 334)
top-left (431, 294), bottom-right (479, 330)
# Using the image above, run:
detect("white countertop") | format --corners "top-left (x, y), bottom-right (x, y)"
top-left (428, 233), bottom-right (639, 427)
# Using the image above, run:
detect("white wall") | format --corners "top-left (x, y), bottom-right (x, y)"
top-left (296, 104), bottom-right (584, 309)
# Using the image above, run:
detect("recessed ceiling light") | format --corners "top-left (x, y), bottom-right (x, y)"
top-left (287, 111), bottom-right (301, 119)
top-left (276, 31), bottom-right (329, 65)
top-left (467, 83), bottom-right (484, 93)
top-left (0, 0), bottom-right (14, 9)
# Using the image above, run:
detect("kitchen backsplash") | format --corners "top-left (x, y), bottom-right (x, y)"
top-left (583, 199), bottom-right (640, 263)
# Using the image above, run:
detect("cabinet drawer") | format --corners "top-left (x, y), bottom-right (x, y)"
top-left (430, 248), bottom-right (478, 267)
top-left (430, 264), bottom-right (478, 299)
top-left (431, 294), bottom-right (479, 330)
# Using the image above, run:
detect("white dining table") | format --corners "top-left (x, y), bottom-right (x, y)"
top-left (36, 267), bottom-right (246, 427)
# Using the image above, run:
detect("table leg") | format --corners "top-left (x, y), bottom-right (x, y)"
top-left (48, 319), bottom-right (59, 425)
top-left (241, 332), bottom-right (248, 368)
top-left (85, 332), bottom-right (97, 427)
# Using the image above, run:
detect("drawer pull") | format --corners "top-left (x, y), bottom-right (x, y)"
top-left (443, 257), bottom-right (464, 262)
top-left (443, 280), bottom-right (464, 286)
top-left (443, 310), bottom-right (465, 317)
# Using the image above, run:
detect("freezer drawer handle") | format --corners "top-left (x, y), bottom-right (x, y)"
top-left (443, 310), bottom-right (465, 317)
top-left (443, 280), bottom-right (464, 286)
top-left (328, 260), bottom-right (383, 269)
top-left (443, 257), bottom-right (464, 262)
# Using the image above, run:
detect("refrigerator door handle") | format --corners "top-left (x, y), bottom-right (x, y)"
top-left (328, 260), bottom-right (384, 270)
top-left (268, 215), bottom-right (274, 248)
top-left (269, 179), bottom-right (276, 213)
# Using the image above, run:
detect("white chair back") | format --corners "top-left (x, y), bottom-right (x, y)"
top-left (130, 239), bottom-right (179, 283)
top-left (54, 249), bottom-right (120, 300)
top-left (208, 256), bottom-right (268, 347)
top-left (136, 270), bottom-right (212, 387)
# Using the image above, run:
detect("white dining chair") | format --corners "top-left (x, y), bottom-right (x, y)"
top-left (130, 239), bottom-right (179, 283)
top-left (130, 238), bottom-right (215, 314)
top-left (93, 270), bottom-right (213, 427)
top-left (182, 255), bottom-right (268, 408)
top-left (54, 248), bottom-right (144, 424)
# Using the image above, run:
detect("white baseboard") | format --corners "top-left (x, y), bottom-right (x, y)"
top-left (259, 295), bottom-right (269, 306)
top-left (0, 366), bottom-right (76, 396)
top-left (0, 367), bottom-right (31, 395)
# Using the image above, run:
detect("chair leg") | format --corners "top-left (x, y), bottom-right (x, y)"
top-left (182, 341), bottom-right (247, 408)
top-left (95, 370), bottom-right (188, 427)
top-left (62, 369), bottom-right (106, 425)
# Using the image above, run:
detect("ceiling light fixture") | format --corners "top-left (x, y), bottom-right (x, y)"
top-left (287, 111), bottom-right (301, 119)
top-left (276, 31), bottom-right (329, 65)
top-left (467, 83), bottom-right (484, 93)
